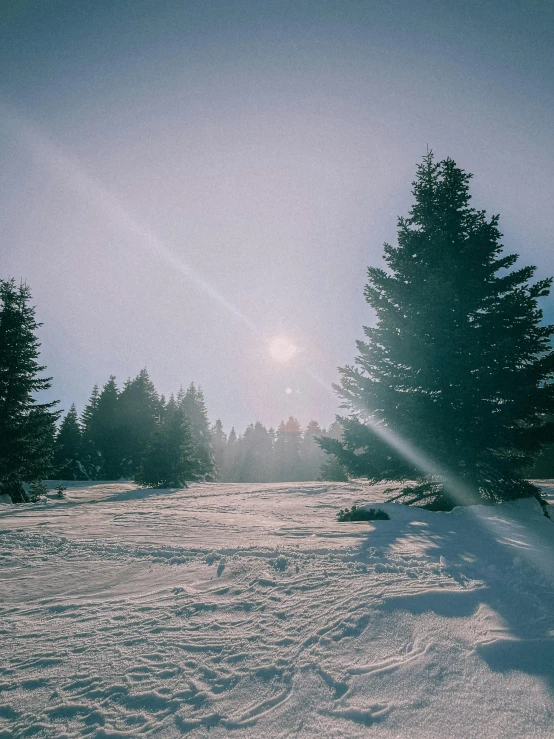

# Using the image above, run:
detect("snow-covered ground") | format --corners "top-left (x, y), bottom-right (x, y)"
top-left (1, 481), bottom-right (554, 738)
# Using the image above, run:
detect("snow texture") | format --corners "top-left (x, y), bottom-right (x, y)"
top-left (1, 480), bottom-right (554, 738)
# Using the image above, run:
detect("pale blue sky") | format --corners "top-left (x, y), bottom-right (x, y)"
top-left (1, 0), bottom-right (553, 431)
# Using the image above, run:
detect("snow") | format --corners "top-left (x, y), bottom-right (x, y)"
top-left (1, 480), bottom-right (554, 738)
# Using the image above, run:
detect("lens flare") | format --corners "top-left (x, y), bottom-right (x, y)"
top-left (268, 336), bottom-right (297, 363)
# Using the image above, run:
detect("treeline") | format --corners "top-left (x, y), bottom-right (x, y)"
top-left (0, 276), bottom-right (346, 502)
top-left (54, 374), bottom-right (348, 485)
top-left (212, 418), bottom-right (347, 483)
top-left (54, 374), bottom-right (215, 486)
top-left (2, 267), bottom-right (553, 505)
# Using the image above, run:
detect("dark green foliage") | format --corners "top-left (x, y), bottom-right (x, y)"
top-left (81, 384), bottom-right (101, 477)
top-left (526, 418), bottom-right (554, 478)
top-left (92, 376), bottom-right (121, 479)
top-left (528, 445), bottom-right (554, 478)
top-left (117, 369), bottom-right (162, 477)
top-left (319, 153), bottom-right (554, 508)
top-left (28, 480), bottom-right (48, 503)
top-left (80, 377), bottom-right (121, 479)
top-left (0, 279), bottom-right (59, 502)
top-left (337, 505), bottom-right (389, 522)
top-left (318, 421), bottom-right (349, 481)
top-left (77, 376), bottom-right (215, 482)
top-left (53, 404), bottom-right (87, 480)
top-left (134, 395), bottom-right (198, 488)
top-left (319, 455), bottom-right (349, 482)
top-left (180, 384), bottom-right (215, 480)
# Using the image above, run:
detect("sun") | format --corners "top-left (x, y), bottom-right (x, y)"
top-left (268, 335), bottom-right (298, 363)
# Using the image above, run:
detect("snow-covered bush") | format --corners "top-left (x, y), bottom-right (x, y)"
top-left (337, 505), bottom-right (389, 522)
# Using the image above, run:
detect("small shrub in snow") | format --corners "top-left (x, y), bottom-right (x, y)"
top-left (337, 505), bottom-right (390, 522)
top-left (28, 481), bottom-right (48, 503)
top-left (54, 484), bottom-right (66, 499)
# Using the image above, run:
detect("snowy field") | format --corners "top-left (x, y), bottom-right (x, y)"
top-left (1, 481), bottom-right (554, 738)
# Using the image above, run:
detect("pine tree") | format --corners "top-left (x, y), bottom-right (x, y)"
top-left (117, 368), bottom-right (161, 477)
top-left (81, 384), bottom-right (101, 478)
top-left (52, 404), bottom-right (87, 480)
top-left (0, 279), bottom-right (59, 502)
top-left (135, 394), bottom-right (198, 488)
top-left (92, 376), bottom-right (121, 479)
top-left (224, 427), bottom-right (238, 481)
top-left (235, 422), bottom-right (274, 482)
top-left (211, 419), bottom-right (227, 480)
top-left (300, 420), bottom-right (326, 480)
top-left (180, 383), bottom-right (215, 479)
top-left (319, 153), bottom-right (554, 508)
top-left (273, 417), bottom-right (302, 482)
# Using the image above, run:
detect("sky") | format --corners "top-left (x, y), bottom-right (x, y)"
top-left (1, 0), bottom-right (553, 432)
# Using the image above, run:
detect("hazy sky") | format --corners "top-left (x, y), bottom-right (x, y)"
top-left (1, 0), bottom-right (553, 432)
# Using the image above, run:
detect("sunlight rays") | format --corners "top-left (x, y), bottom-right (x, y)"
top-left (4, 102), bottom-right (551, 588)
top-left (0, 101), bottom-right (261, 337)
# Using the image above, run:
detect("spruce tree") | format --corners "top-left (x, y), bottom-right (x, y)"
top-left (0, 279), bottom-right (59, 502)
top-left (318, 421), bottom-right (349, 481)
top-left (211, 419), bottom-right (227, 480)
top-left (235, 422), bottom-right (273, 482)
top-left (300, 420), bottom-right (326, 481)
top-left (224, 427), bottom-right (238, 481)
top-left (92, 376), bottom-right (121, 479)
top-left (180, 383), bottom-right (215, 479)
top-left (135, 394), bottom-right (198, 488)
top-left (117, 368), bottom-right (161, 477)
top-left (273, 417), bottom-right (302, 482)
top-left (319, 153), bottom-right (554, 508)
top-left (53, 404), bottom-right (87, 480)
top-left (81, 384), bottom-right (101, 478)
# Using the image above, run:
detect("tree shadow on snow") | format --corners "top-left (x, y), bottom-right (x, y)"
top-left (356, 501), bottom-right (554, 691)
top-left (101, 486), bottom-right (184, 503)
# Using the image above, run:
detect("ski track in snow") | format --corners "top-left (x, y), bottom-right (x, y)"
top-left (1, 481), bottom-right (554, 738)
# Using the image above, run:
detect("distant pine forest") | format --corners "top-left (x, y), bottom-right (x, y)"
top-left (54, 368), bottom-right (348, 484)
top-left (53, 367), bottom-right (554, 484)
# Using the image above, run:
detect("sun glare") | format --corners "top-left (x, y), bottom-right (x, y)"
top-left (268, 335), bottom-right (298, 363)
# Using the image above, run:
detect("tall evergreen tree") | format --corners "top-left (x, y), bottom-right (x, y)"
top-left (180, 383), bottom-right (215, 479)
top-left (135, 394), bottom-right (198, 488)
top-left (92, 376), bottom-right (121, 479)
top-left (319, 154), bottom-right (554, 508)
top-left (318, 421), bottom-right (349, 481)
top-left (52, 404), bottom-right (87, 480)
top-left (81, 384), bottom-right (101, 478)
top-left (0, 279), bottom-right (59, 501)
top-left (300, 420), bottom-right (326, 480)
top-left (211, 419), bottom-right (227, 480)
top-left (273, 417), bottom-right (302, 482)
top-left (117, 368), bottom-right (161, 477)
top-left (235, 421), bottom-right (274, 482)
top-left (224, 427), bottom-right (238, 481)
